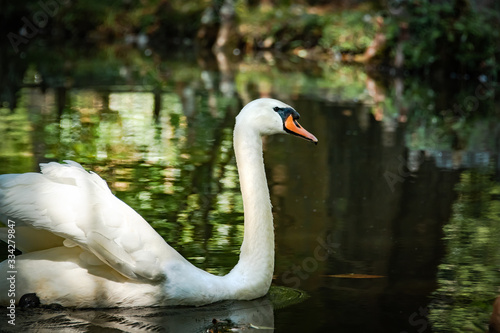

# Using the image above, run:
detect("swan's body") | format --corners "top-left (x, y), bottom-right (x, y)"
top-left (0, 98), bottom-right (317, 307)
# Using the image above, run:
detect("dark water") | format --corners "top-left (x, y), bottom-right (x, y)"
top-left (0, 45), bottom-right (499, 332)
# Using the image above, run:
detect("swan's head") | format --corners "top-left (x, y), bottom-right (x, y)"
top-left (236, 98), bottom-right (318, 143)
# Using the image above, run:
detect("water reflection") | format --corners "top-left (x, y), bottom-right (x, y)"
top-left (4, 294), bottom-right (275, 332)
top-left (0, 284), bottom-right (306, 332)
top-left (0, 44), bottom-right (499, 332)
top-left (429, 168), bottom-right (500, 331)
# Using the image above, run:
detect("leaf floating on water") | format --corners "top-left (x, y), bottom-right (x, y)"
top-left (267, 286), bottom-right (309, 309)
top-left (324, 273), bottom-right (385, 279)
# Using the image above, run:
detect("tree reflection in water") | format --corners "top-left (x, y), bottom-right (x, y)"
top-left (430, 168), bottom-right (500, 331)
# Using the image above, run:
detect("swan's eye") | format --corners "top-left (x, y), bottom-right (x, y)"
top-left (273, 106), bottom-right (281, 112)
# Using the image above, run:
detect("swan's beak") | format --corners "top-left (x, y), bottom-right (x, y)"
top-left (284, 115), bottom-right (318, 144)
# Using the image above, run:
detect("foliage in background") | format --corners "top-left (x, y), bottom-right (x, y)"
top-left (383, 0), bottom-right (500, 75)
top-left (2, 0), bottom-right (499, 76)
top-left (1, 0), bottom-right (206, 47)
top-left (237, 3), bottom-right (376, 54)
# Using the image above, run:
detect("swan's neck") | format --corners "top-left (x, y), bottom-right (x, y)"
top-left (227, 123), bottom-right (275, 293)
top-left (162, 123), bottom-right (275, 304)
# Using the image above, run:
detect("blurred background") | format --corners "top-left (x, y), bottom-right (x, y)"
top-left (0, 0), bottom-right (499, 332)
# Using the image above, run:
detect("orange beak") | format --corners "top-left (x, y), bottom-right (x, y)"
top-left (284, 115), bottom-right (318, 144)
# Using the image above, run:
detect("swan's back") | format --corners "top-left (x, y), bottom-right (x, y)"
top-left (0, 161), bottom-right (184, 281)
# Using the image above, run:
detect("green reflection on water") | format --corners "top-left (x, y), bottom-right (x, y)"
top-left (430, 168), bottom-right (500, 331)
top-left (0, 105), bottom-right (33, 173)
top-left (0, 87), bottom-right (245, 276)
top-left (236, 60), bottom-right (370, 102)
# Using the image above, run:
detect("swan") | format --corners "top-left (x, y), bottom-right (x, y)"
top-left (0, 98), bottom-right (317, 308)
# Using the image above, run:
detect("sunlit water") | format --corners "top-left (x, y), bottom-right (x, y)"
top-left (0, 47), bottom-right (499, 332)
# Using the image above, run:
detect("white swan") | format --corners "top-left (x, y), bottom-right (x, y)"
top-left (0, 98), bottom-right (317, 308)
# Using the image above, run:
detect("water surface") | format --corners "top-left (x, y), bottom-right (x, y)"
top-left (0, 46), bottom-right (499, 332)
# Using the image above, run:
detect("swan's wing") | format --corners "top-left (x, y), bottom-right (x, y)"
top-left (0, 161), bottom-right (184, 281)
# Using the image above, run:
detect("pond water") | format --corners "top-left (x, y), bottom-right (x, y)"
top-left (0, 45), bottom-right (499, 332)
